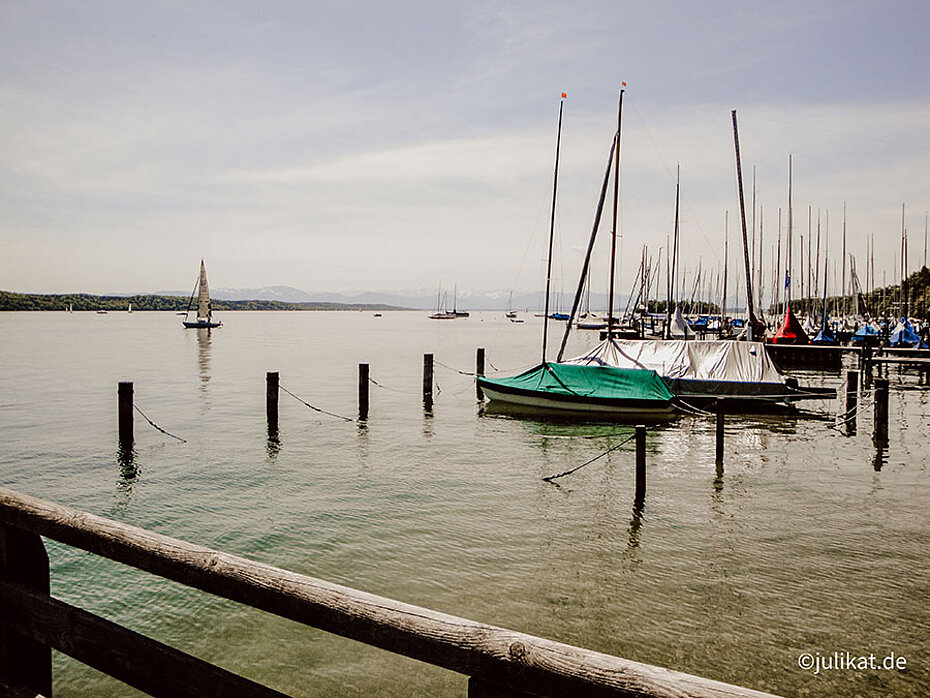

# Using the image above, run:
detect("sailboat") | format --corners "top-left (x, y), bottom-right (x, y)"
top-left (478, 90), bottom-right (677, 419)
top-left (182, 260), bottom-right (223, 329)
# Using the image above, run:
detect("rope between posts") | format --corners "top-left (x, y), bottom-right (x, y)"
top-left (368, 377), bottom-right (419, 395)
top-left (543, 433), bottom-right (637, 482)
top-left (133, 404), bottom-right (186, 443)
top-left (434, 360), bottom-right (476, 377)
top-left (279, 384), bottom-right (356, 423)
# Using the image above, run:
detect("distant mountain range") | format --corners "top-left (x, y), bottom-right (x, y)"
top-left (155, 285), bottom-right (619, 312)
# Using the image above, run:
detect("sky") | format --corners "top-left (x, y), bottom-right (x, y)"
top-left (2, 1), bottom-right (929, 302)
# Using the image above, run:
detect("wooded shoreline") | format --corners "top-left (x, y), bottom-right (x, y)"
top-left (0, 290), bottom-right (406, 312)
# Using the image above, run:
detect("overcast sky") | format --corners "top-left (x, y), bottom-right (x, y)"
top-left (2, 1), bottom-right (929, 299)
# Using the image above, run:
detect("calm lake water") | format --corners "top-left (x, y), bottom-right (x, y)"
top-left (1, 310), bottom-right (928, 697)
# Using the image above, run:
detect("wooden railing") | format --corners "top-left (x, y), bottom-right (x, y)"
top-left (0, 487), bottom-right (780, 697)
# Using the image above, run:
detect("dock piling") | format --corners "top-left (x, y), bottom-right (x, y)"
top-left (476, 348), bottom-right (485, 401)
top-left (266, 372), bottom-right (279, 433)
top-left (873, 377), bottom-right (889, 443)
top-left (634, 425), bottom-right (646, 505)
top-left (423, 354), bottom-right (434, 412)
top-left (358, 364), bottom-right (369, 422)
top-left (118, 382), bottom-right (134, 451)
top-left (715, 400), bottom-right (725, 465)
top-left (845, 370), bottom-right (859, 433)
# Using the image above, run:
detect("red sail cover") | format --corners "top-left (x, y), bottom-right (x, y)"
top-left (770, 305), bottom-right (810, 344)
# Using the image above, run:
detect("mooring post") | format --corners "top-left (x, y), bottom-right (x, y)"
top-left (475, 347), bottom-right (485, 401)
top-left (423, 353), bottom-right (434, 411)
top-left (266, 372), bottom-right (279, 432)
top-left (358, 363), bottom-right (369, 422)
top-left (873, 377), bottom-right (889, 442)
top-left (634, 425), bottom-right (646, 505)
top-left (118, 381), bottom-right (133, 450)
top-left (715, 400), bottom-right (725, 465)
top-left (845, 369), bottom-right (859, 433)
top-left (0, 524), bottom-right (52, 697)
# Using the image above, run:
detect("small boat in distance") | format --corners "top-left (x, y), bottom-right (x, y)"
top-left (182, 260), bottom-right (222, 329)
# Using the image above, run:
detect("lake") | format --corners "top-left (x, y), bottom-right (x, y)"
top-left (1, 310), bottom-right (927, 696)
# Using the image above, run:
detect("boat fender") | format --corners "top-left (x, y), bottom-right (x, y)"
top-left (785, 377), bottom-right (799, 389)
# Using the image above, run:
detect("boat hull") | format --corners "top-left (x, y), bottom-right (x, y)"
top-left (182, 320), bottom-right (222, 329)
top-left (478, 379), bottom-right (677, 419)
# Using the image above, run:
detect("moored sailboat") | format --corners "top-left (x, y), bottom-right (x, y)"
top-left (479, 89), bottom-right (677, 419)
top-left (182, 260), bottom-right (222, 329)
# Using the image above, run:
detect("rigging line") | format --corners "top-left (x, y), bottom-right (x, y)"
top-left (368, 377), bottom-right (420, 395)
top-left (133, 404), bottom-right (186, 443)
top-left (279, 384), bottom-right (356, 423)
top-left (542, 433), bottom-right (636, 483)
top-left (671, 398), bottom-right (715, 417)
top-left (434, 360), bottom-right (476, 376)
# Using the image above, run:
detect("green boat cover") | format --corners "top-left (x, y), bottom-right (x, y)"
top-left (484, 362), bottom-right (674, 403)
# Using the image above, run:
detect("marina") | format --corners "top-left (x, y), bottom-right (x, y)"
top-left (1, 309), bottom-right (927, 696)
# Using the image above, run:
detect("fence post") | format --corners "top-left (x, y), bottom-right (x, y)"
top-left (358, 364), bottom-right (370, 422)
top-left (0, 524), bottom-right (51, 697)
top-left (715, 400), bottom-right (725, 465)
top-left (634, 425), bottom-right (646, 506)
top-left (118, 381), bottom-right (134, 451)
top-left (476, 348), bottom-right (485, 401)
top-left (845, 370), bottom-right (859, 433)
top-left (266, 372), bottom-right (279, 433)
top-left (423, 354), bottom-right (434, 412)
top-left (873, 377), bottom-right (889, 443)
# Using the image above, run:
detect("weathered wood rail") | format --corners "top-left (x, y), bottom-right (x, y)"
top-left (0, 487), bottom-right (781, 697)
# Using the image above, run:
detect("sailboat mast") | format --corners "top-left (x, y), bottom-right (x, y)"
top-left (541, 95), bottom-right (565, 362)
top-left (665, 167), bottom-right (681, 338)
top-left (730, 110), bottom-right (757, 340)
top-left (787, 155), bottom-right (793, 309)
top-left (722, 211), bottom-right (728, 328)
top-left (556, 133), bottom-right (618, 361)
top-left (606, 88), bottom-right (624, 335)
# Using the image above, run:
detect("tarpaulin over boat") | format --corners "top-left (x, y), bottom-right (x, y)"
top-left (889, 318), bottom-right (927, 348)
top-left (851, 322), bottom-right (880, 343)
top-left (564, 339), bottom-right (785, 384)
top-left (811, 322), bottom-right (838, 345)
top-left (482, 362), bottom-right (675, 402)
top-left (771, 306), bottom-right (810, 345)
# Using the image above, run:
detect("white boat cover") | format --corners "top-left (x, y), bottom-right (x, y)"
top-left (565, 339), bottom-right (786, 384)
top-left (668, 308), bottom-right (692, 339)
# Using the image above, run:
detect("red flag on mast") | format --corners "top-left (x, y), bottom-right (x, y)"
top-left (561, 92), bottom-right (567, 98)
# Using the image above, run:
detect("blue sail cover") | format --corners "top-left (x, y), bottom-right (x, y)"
top-left (851, 323), bottom-right (880, 344)
top-left (811, 321), bottom-right (837, 345)
top-left (889, 319), bottom-right (926, 348)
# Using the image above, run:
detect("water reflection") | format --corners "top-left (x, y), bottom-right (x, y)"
top-left (266, 424), bottom-right (281, 461)
top-left (872, 440), bottom-right (888, 471)
top-left (196, 328), bottom-right (212, 392)
top-left (115, 444), bottom-right (140, 509)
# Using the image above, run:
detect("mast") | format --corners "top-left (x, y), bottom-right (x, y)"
top-left (556, 132), bottom-right (618, 361)
top-left (787, 155), bottom-right (793, 309)
top-left (541, 94), bottom-right (565, 362)
top-left (721, 211), bottom-right (729, 330)
top-left (197, 260), bottom-right (211, 320)
top-left (606, 87), bottom-right (624, 335)
top-left (730, 109), bottom-right (757, 339)
top-left (841, 203), bottom-right (847, 317)
top-left (665, 167), bottom-right (681, 338)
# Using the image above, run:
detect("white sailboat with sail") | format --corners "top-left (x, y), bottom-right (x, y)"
top-left (182, 260), bottom-right (223, 329)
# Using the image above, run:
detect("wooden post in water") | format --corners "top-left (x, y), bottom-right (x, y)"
top-left (873, 377), bottom-right (889, 442)
top-left (476, 347), bottom-right (485, 401)
top-left (845, 369), bottom-right (859, 433)
top-left (423, 354), bottom-right (434, 411)
top-left (358, 364), bottom-right (369, 422)
top-left (266, 372), bottom-right (279, 433)
top-left (715, 400), bottom-right (725, 465)
top-left (0, 524), bottom-right (51, 697)
top-left (634, 425), bottom-right (646, 506)
top-left (118, 381), bottom-right (133, 451)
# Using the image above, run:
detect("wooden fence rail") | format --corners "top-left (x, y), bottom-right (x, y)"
top-left (0, 487), bottom-right (780, 697)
